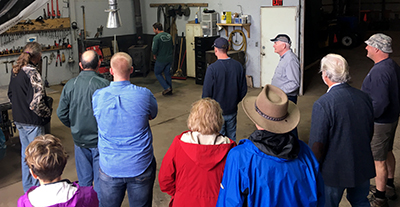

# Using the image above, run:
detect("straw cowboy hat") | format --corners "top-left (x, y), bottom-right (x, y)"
top-left (242, 84), bottom-right (300, 134)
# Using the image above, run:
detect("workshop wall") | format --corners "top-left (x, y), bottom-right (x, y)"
top-left (141, 0), bottom-right (300, 88)
top-left (0, 0), bottom-right (136, 87)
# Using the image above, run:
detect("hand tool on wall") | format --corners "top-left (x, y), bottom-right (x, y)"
top-left (43, 9), bottom-right (47, 20)
top-left (2, 61), bottom-right (9, 73)
top-left (67, 39), bottom-right (72, 48)
top-left (51, 0), bottom-right (55, 19)
top-left (62, 52), bottom-right (65, 62)
top-left (71, 22), bottom-right (78, 40)
top-left (68, 50), bottom-right (75, 64)
top-left (49, 52), bottom-right (55, 65)
top-left (56, 50), bottom-right (62, 67)
top-left (42, 56), bottom-right (49, 87)
top-left (81, 6), bottom-right (86, 40)
top-left (9, 60), bottom-right (15, 68)
top-left (56, 0), bottom-right (61, 18)
top-left (47, 3), bottom-right (51, 18)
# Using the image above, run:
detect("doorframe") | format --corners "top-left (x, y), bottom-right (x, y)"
top-left (259, 2), bottom-right (304, 95)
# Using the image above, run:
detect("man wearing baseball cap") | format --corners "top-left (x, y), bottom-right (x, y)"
top-left (361, 33), bottom-right (400, 207)
top-left (270, 34), bottom-right (300, 104)
top-left (216, 84), bottom-right (324, 206)
top-left (271, 34), bottom-right (300, 139)
top-left (202, 37), bottom-right (247, 142)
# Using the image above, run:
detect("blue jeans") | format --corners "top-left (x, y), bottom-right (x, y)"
top-left (74, 145), bottom-right (100, 194)
top-left (15, 122), bottom-right (44, 192)
top-left (99, 157), bottom-right (156, 207)
top-left (221, 112), bottom-right (237, 142)
top-left (154, 61), bottom-right (172, 90)
top-left (324, 180), bottom-right (370, 207)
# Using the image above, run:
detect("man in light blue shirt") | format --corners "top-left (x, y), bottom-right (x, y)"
top-left (92, 52), bottom-right (158, 207)
top-left (270, 34), bottom-right (300, 104)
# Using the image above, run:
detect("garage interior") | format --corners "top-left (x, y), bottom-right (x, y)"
top-left (1, 0), bottom-right (400, 206)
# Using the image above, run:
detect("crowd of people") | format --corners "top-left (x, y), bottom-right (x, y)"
top-left (8, 31), bottom-right (400, 207)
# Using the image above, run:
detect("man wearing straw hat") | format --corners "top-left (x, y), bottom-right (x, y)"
top-left (309, 54), bottom-right (375, 207)
top-left (216, 84), bottom-right (324, 206)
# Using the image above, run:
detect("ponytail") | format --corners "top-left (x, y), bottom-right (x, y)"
top-left (12, 42), bottom-right (42, 74)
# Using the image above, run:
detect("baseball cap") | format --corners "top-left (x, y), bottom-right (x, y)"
top-left (365, 33), bottom-right (393, 53)
top-left (270, 34), bottom-right (291, 44)
top-left (213, 37), bottom-right (229, 50)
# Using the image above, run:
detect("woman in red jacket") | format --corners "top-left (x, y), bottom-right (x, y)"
top-left (159, 98), bottom-right (237, 207)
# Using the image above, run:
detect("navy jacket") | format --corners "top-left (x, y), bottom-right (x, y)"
top-left (362, 58), bottom-right (400, 123)
top-left (309, 83), bottom-right (375, 187)
top-left (202, 58), bottom-right (247, 115)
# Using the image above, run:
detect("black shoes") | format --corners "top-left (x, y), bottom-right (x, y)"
top-left (162, 88), bottom-right (172, 95)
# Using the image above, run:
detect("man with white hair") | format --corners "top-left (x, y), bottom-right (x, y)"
top-left (270, 34), bottom-right (300, 104)
top-left (92, 52), bottom-right (158, 207)
top-left (309, 54), bottom-right (375, 207)
top-left (362, 33), bottom-right (400, 207)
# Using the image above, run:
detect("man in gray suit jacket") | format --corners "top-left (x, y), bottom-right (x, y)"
top-left (308, 54), bottom-right (375, 207)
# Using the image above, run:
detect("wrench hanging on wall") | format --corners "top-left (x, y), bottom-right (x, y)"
top-left (51, 0), bottom-right (55, 18)
top-left (56, 0), bottom-right (61, 18)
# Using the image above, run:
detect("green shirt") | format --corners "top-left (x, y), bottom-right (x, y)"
top-left (57, 70), bottom-right (110, 148)
top-left (152, 32), bottom-right (173, 63)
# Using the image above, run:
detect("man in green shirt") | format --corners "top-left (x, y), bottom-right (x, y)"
top-left (57, 50), bottom-right (110, 194)
top-left (152, 22), bottom-right (173, 95)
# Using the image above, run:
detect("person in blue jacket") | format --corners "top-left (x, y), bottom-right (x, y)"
top-left (216, 84), bottom-right (324, 207)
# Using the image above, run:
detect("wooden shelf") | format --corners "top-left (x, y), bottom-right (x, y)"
top-left (0, 46), bottom-right (71, 58)
top-left (150, 3), bottom-right (208, 7)
top-left (217, 23), bottom-right (251, 38)
top-left (2, 18), bottom-right (70, 35)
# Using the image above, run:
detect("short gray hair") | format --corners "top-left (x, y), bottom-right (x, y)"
top-left (320, 53), bottom-right (350, 83)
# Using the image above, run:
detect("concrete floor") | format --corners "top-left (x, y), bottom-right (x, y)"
top-left (1, 31), bottom-right (400, 207)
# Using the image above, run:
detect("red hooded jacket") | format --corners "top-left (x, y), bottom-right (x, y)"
top-left (159, 131), bottom-right (236, 207)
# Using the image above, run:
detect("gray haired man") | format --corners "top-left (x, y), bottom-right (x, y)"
top-left (270, 34), bottom-right (300, 104)
top-left (309, 54), bottom-right (375, 207)
top-left (362, 33), bottom-right (400, 207)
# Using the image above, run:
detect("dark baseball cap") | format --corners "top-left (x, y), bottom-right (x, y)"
top-left (270, 34), bottom-right (291, 44)
top-left (213, 37), bottom-right (229, 50)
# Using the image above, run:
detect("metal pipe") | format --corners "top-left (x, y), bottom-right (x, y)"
top-left (133, 0), bottom-right (142, 35)
top-left (106, 0), bottom-right (121, 28)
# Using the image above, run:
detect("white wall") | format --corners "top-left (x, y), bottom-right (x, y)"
top-left (0, 0), bottom-right (136, 87)
top-left (141, 0), bottom-right (300, 88)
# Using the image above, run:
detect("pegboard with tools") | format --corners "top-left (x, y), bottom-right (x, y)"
top-left (1, 18), bottom-right (70, 36)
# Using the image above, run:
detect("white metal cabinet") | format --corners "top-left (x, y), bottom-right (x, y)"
top-left (186, 23), bottom-right (203, 78)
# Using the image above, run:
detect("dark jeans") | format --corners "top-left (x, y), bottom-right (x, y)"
top-left (221, 112), bottom-right (238, 142)
top-left (324, 180), bottom-right (370, 207)
top-left (99, 157), bottom-right (156, 207)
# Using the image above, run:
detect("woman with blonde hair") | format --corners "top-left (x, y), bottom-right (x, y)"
top-left (8, 42), bottom-right (52, 192)
top-left (159, 98), bottom-right (236, 207)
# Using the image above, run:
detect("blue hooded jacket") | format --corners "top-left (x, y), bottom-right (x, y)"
top-left (216, 131), bottom-right (324, 207)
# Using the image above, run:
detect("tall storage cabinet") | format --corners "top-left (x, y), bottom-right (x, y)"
top-left (194, 36), bottom-right (218, 85)
top-left (186, 23), bottom-right (203, 78)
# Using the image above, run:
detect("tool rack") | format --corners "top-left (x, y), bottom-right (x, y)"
top-left (2, 18), bottom-right (70, 35)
